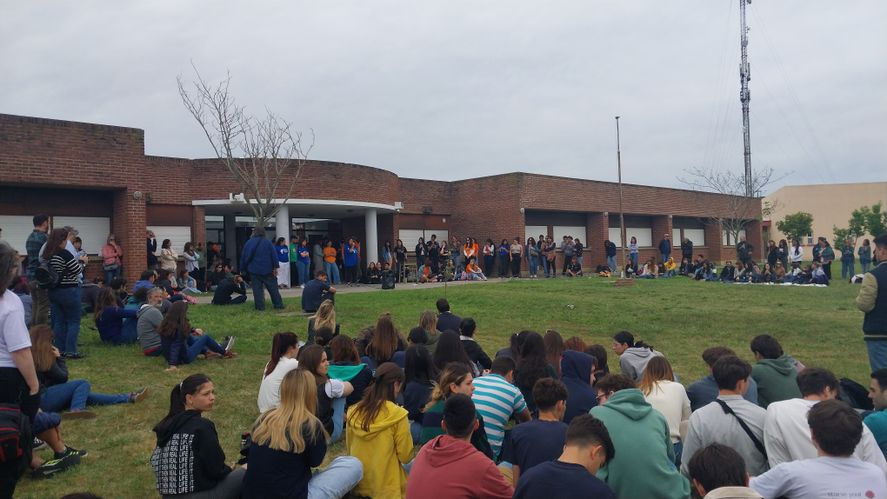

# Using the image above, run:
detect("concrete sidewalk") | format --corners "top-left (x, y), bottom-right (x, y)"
top-left (193, 277), bottom-right (501, 305)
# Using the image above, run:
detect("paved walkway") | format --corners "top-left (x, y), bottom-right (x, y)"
top-left (193, 277), bottom-right (501, 305)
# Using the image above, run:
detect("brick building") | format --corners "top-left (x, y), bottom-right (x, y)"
top-left (0, 113), bottom-right (762, 284)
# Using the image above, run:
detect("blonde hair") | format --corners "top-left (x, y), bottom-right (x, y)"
top-left (311, 300), bottom-right (336, 332)
top-left (418, 310), bottom-right (437, 333)
top-left (638, 356), bottom-right (675, 396)
top-left (29, 325), bottom-right (56, 372)
top-left (424, 362), bottom-right (472, 412)
top-left (251, 369), bottom-right (327, 452)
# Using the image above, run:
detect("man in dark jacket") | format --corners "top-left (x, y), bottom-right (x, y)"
top-left (460, 318), bottom-right (492, 370)
top-left (239, 227), bottom-right (284, 311)
top-left (211, 274), bottom-right (247, 305)
top-left (658, 234), bottom-right (672, 264)
top-left (737, 236), bottom-right (753, 266)
top-left (681, 238), bottom-right (694, 263)
top-left (857, 234), bottom-right (887, 372)
top-left (436, 298), bottom-right (462, 333)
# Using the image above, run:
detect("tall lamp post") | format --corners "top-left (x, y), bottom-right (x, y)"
top-left (616, 116), bottom-right (627, 278)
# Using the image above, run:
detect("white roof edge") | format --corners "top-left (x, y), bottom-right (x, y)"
top-left (191, 198), bottom-right (400, 211)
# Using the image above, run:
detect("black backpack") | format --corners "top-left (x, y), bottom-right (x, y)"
top-left (381, 270), bottom-right (396, 290)
top-left (34, 260), bottom-right (61, 289)
top-left (0, 404), bottom-right (33, 477)
top-left (839, 378), bottom-right (874, 411)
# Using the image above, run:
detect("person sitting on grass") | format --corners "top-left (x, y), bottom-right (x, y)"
top-left (611, 330), bottom-right (664, 382)
top-left (257, 332), bottom-right (300, 414)
top-left (176, 269), bottom-right (201, 295)
top-left (590, 374), bottom-right (690, 499)
top-left (811, 261), bottom-right (829, 285)
top-left (133, 269), bottom-right (157, 292)
top-left (93, 287), bottom-right (138, 345)
top-left (406, 394), bottom-right (514, 499)
top-left (500, 378), bottom-right (569, 487)
top-left (561, 350), bottom-right (598, 424)
top-left (363, 313), bottom-right (406, 369)
top-left (687, 346), bottom-right (759, 411)
top-left (749, 335), bottom-right (801, 408)
top-left (865, 368), bottom-right (887, 459)
top-left (152, 374), bottom-right (245, 499)
top-left (404, 344), bottom-right (437, 442)
top-left (29, 411), bottom-right (88, 479)
top-left (307, 299), bottom-right (339, 346)
top-left (158, 301), bottom-right (235, 371)
top-left (686, 444), bottom-right (760, 499)
top-left (301, 270), bottom-right (336, 314)
top-left (639, 356), bottom-right (690, 466)
top-left (663, 256), bottom-right (677, 277)
top-left (243, 369), bottom-right (363, 499)
top-left (638, 258), bottom-right (659, 278)
top-left (514, 414), bottom-right (616, 499)
top-left (30, 324), bottom-right (147, 419)
top-left (299, 345), bottom-right (353, 443)
top-left (472, 356), bottom-right (531, 459)
top-left (459, 318), bottom-right (492, 371)
top-left (210, 273), bottom-right (247, 306)
top-left (137, 287), bottom-right (165, 357)
top-left (719, 260), bottom-right (737, 282)
top-left (749, 400), bottom-right (887, 498)
top-left (345, 362), bottom-right (413, 499)
top-left (328, 335), bottom-right (373, 408)
top-left (420, 362), bottom-right (494, 459)
top-left (565, 256), bottom-right (583, 277)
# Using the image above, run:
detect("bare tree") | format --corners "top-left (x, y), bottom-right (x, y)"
top-left (178, 64), bottom-right (314, 227)
top-left (678, 166), bottom-right (783, 246)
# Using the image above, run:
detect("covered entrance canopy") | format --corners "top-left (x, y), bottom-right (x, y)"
top-left (192, 198), bottom-right (401, 265)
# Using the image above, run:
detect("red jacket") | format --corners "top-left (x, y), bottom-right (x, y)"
top-left (406, 435), bottom-right (513, 499)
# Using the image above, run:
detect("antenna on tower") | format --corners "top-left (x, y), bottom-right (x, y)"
top-left (739, 0), bottom-right (753, 197)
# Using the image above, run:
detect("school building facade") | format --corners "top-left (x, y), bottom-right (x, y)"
top-left (0, 113), bottom-right (762, 284)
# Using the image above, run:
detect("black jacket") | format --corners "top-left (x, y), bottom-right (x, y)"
top-left (437, 311), bottom-right (462, 334)
top-left (461, 338), bottom-right (492, 370)
top-left (212, 277), bottom-right (246, 305)
top-left (681, 240), bottom-right (693, 258)
top-left (37, 358), bottom-right (69, 389)
top-left (151, 410), bottom-right (232, 495)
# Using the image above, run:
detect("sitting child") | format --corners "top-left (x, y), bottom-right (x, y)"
top-left (463, 257), bottom-right (487, 281)
top-left (663, 257), bottom-right (677, 277)
top-left (566, 257), bottom-right (583, 277)
top-left (719, 261), bottom-right (736, 282)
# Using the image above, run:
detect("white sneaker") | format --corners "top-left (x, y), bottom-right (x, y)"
top-left (300, 284), bottom-right (305, 289)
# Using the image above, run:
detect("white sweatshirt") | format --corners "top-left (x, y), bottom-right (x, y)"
top-left (644, 380), bottom-right (691, 443)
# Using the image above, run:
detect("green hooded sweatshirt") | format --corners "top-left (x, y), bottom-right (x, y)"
top-left (751, 355), bottom-right (801, 408)
top-left (590, 388), bottom-right (690, 499)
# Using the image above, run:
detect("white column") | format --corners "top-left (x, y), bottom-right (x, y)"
top-left (365, 208), bottom-right (379, 263)
top-left (223, 214), bottom-right (237, 264)
top-left (275, 205), bottom-right (290, 242)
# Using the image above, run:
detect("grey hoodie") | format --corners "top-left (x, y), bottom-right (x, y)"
top-left (137, 303), bottom-right (164, 352)
top-left (619, 347), bottom-right (663, 382)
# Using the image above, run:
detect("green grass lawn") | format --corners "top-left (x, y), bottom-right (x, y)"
top-left (16, 277), bottom-right (870, 498)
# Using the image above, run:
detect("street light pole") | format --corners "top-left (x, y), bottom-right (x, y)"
top-left (616, 116), bottom-right (627, 278)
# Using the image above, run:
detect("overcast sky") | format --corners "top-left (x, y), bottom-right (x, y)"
top-left (2, 1), bottom-right (885, 193)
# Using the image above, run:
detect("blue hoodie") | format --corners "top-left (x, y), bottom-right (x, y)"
top-left (561, 351), bottom-right (597, 424)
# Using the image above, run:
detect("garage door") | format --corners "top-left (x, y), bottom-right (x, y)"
top-left (398, 229), bottom-right (449, 250)
top-left (148, 226), bottom-right (193, 255)
top-left (0, 215), bottom-right (34, 254)
top-left (53, 216), bottom-right (111, 255)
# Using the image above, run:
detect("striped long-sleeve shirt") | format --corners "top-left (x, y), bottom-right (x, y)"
top-left (49, 249), bottom-right (84, 288)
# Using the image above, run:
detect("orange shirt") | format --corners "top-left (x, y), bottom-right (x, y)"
top-left (323, 247), bottom-right (337, 263)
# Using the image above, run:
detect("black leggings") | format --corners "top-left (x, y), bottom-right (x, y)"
top-left (511, 255), bottom-right (522, 277)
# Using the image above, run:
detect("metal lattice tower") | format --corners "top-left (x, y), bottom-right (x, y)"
top-left (740, 0), bottom-right (753, 197)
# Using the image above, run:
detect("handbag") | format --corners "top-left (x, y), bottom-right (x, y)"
top-left (103, 262), bottom-right (120, 272)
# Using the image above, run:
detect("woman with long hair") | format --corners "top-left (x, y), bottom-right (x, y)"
top-left (346, 363), bottom-right (412, 499)
top-left (509, 237), bottom-right (523, 278)
top-left (777, 239), bottom-right (789, 270)
top-left (638, 356), bottom-right (690, 465)
top-left (307, 299), bottom-right (339, 346)
top-left (244, 369), bottom-right (363, 499)
top-left (584, 344), bottom-right (610, 382)
top-left (544, 330), bottom-right (565, 378)
top-left (419, 362), bottom-right (493, 458)
top-left (257, 332), bottom-right (300, 413)
top-left (299, 345), bottom-right (354, 442)
top-left (860, 238), bottom-right (873, 273)
top-left (394, 239), bottom-right (407, 283)
top-left (30, 324), bottom-right (146, 418)
top-left (94, 287), bottom-right (138, 345)
top-left (564, 336), bottom-right (587, 353)
top-left (101, 233), bottom-right (123, 284)
top-left (182, 242), bottom-right (201, 291)
top-left (418, 309), bottom-right (441, 352)
top-left (295, 238), bottom-right (311, 288)
top-left (157, 301), bottom-right (234, 370)
top-left (432, 330), bottom-right (477, 375)
top-left (482, 238), bottom-right (496, 276)
top-left (159, 238), bottom-right (178, 274)
top-left (515, 331), bottom-right (558, 415)
top-left (495, 330), bottom-right (531, 360)
top-left (629, 236), bottom-right (639, 270)
top-left (364, 313), bottom-right (405, 368)
top-left (43, 228), bottom-right (87, 358)
top-left (403, 345), bottom-right (436, 441)
top-left (497, 239), bottom-right (510, 278)
top-left (328, 335), bottom-right (373, 407)
top-left (152, 374), bottom-right (244, 498)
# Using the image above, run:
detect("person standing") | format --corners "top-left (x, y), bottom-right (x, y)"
top-left (778, 239), bottom-right (789, 270)
top-left (483, 239), bottom-right (496, 277)
top-left (394, 239), bottom-right (407, 283)
top-left (182, 242), bottom-right (201, 291)
top-left (526, 237), bottom-right (539, 278)
top-left (25, 214), bottom-right (50, 326)
top-left (295, 238), bottom-right (311, 288)
top-left (790, 240), bottom-right (803, 267)
top-left (659, 233), bottom-right (672, 265)
top-left (856, 234), bottom-right (887, 372)
top-left (240, 227), bottom-right (285, 311)
top-left (841, 239), bottom-right (856, 279)
top-left (0, 241), bottom-right (41, 498)
top-left (159, 239), bottom-right (178, 274)
top-left (343, 238), bottom-right (360, 285)
top-left (274, 237), bottom-right (291, 289)
top-left (681, 237), bottom-right (694, 267)
top-left (43, 228), bottom-right (86, 359)
top-left (736, 236), bottom-right (752, 267)
top-left (312, 238), bottom-right (324, 278)
top-left (146, 230), bottom-right (158, 269)
top-left (860, 239), bottom-right (874, 274)
top-left (628, 236), bottom-right (639, 271)
top-left (561, 237), bottom-right (574, 276)
top-left (510, 237), bottom-right (523, 278)
top-left (322, 240), bottom-right (340, 285)
top-left (101, 234), bottom-right (123, 285)
top-left (415, 236), bottom-right (428, 271)
top-left (819, 237), bottom-right (835, 280)
top-left (604, 240), bottom-right (617, 272)
top-left (288, 235), bottom-right (300, 286)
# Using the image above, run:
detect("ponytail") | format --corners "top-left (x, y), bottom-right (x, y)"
top-left (266, 332), bottom-right (299, 376)
top-left (153, 374), bottom-right (212, 434)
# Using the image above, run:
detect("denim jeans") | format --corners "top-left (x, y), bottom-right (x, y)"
top-left (307, 456), bottom-right (363, 499)
top-left (410, 420), bottom-right (422, 443)
top-left (331, 397), bottom-right (346, 443)
top-left (842, 261), bottom-right (856, 279)
top-left (661, 252), bottom-right (670, 265)
top-left (324, 262), bottom-right (341, 285)
top-left (296, 261), bottom-right (309, 286)
top-left (630, 253), bottom-right (639, 269)
top-left (48, 286), bottom-right (82, 355)
top-left (862, 260), bottom-right (872, 273)
top-left (250, 273), bottom-right (284, 311)
top-left (607, 256), bottom-right (617, 272)
top-left (104, 267), bottom-right (120, 287)
top-left (41, 379), bottom-right (129, 412)
top-left (528, 256), bottom-right (539, 276)
top-left (867, 340), bottom-right (887, 373)
top-left (186, 334), bottom-right (225, 363)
